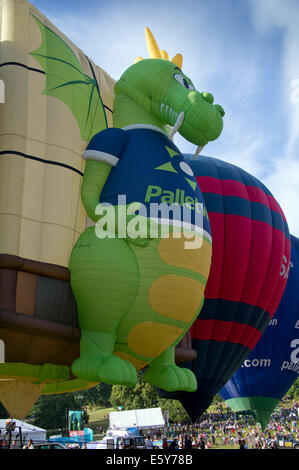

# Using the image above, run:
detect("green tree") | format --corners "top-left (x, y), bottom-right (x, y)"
top-left (74, 383), bottom-right (112, 408)
top-left (110, 371), bottom-right (159, 410)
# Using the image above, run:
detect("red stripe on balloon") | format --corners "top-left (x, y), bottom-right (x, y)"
top-left (204, 211), bottom-right (224, 298)
top-left (198, 177), bottom-right (254, 202)
top-left (196, 176), bottom-right (229, 195)
top-left (205, 214), bottom-right (289, 316)
top-left (190, 319), bottom-right (261, 351)
top-left (196, 176), bottom-right (287, 221)
top-left (249, 227), bottom-right (290, 316)
top-left (204, 213), bottom-right (252, 302)
top-left (238, 219), bottom-right (274, 309)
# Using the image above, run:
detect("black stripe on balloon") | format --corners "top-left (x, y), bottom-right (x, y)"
top-left (198, 298), bottom-right (271, 331)
top-left (203, 192), bottom-right (288, 235)
top-left (0, 150), bottom-right (83, 176)
top-left (191, 339), bottom-right (251, 389)
top-left (0, 61), bottom-right (46, 74)
top-left (184, 154), bottom-right (272, 196)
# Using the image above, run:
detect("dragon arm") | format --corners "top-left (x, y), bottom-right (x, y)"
top-left (81, 159), bottom-right (111, 222)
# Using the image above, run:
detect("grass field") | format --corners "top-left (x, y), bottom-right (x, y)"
top-left (87, 406), bottom-right (114, 439)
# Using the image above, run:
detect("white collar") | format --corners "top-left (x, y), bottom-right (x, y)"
top-left (121, 123), bottom-right (170, 138)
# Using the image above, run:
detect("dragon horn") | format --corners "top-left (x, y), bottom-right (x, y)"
top-left (134, 56), bottom-right (144, 63)
top-left (145, 27), bottom-right (161, 58)
top-left (160, 50), bottom-right (169, 60)
top-left (171, 53), bottom-right (183, 70)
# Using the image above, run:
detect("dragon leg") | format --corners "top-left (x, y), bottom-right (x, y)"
top-left (143, 346), bottom-right (197, 392)
top-left (69, 227), bottom-right (139, 387)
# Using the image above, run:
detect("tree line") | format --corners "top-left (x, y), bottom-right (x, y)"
top-left (0, 374), bottom-right (298, 432)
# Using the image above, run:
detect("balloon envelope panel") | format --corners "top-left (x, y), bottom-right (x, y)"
top-left (219, 235), bottom-right (299, 427)
top-left (161, 155), bottom-right (291, 422)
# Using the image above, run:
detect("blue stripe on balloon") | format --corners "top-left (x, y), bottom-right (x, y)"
top-left (198, 298), bottom-right (271, 332)
top-left (202, 193), bottom-right (287, 234)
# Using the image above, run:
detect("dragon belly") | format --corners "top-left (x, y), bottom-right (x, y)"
top-left (115, 231), bottom-right (212, 368)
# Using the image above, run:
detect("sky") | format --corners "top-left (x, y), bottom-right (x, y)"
top-left (30, 0), bottom-right (299, 237)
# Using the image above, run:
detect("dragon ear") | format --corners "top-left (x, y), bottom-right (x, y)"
top-left (145, 26), bottom-right (161, 58)
top-left (171, 53), bottom-right (183, 70)
top-left (134, 56), bottom-right (144, 63)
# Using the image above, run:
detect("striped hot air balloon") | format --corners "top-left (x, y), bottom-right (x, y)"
top-left (219, 234), bottom-right (299, 430)
top-left (162, 154), bottom-right (291, 422)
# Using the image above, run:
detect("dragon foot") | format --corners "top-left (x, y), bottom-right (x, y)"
top-left (143, 363), bottom-right (197, 392)
top-left (71, 354), bottom-right (137, 387)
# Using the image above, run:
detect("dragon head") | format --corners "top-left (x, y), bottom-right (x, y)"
top-left (114, 28), bottom-right (225, 152)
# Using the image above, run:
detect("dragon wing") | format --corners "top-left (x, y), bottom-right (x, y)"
top-left (30, 15), bottom-right (108, 141)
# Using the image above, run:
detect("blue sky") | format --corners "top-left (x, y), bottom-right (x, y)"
top-left (30, 0), bottom-right (299, 236)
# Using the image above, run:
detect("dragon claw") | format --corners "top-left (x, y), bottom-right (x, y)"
top-left (143, 364), bottom-right (197, 392)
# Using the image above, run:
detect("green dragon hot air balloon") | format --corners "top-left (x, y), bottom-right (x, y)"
top-left (68, 27), bottom-right (225, 392)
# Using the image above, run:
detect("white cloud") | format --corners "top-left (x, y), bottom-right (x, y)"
top-left (263, 158), bottom-right (299, 237)
top-left (250, 0), bottom-right (299, 157)
top-left (249, 0), bottom-right (299, 236)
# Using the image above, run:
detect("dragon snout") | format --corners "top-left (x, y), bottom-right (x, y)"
top-left (202, 92), bottom-right (225, 117)
top-left (214, 103), bottom-right (225, 117)
top-left (185, 90), bottom-right (225, 117)
top-left (173, 90), bottom-right (225, 146)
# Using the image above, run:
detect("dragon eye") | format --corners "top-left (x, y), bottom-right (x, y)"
top-left (174, 73), bottom-right (195, 90)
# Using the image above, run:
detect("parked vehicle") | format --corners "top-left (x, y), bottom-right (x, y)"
top-left (91, 428), bottom-right (146, 449)
top-left (272, 433), bottom-right (299, 449)
top-left (32, 442), bottom-right (67, 449)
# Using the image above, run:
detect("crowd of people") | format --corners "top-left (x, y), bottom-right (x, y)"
top-left (0, 438), bottom-right (34, 449)
top-left (138, 401), bottom-right (299, 449)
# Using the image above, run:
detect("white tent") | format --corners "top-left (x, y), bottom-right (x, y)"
top-left (0, 419), bottom-right (47, 445)
top-left (109, 407), bottom-right (165, 430)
